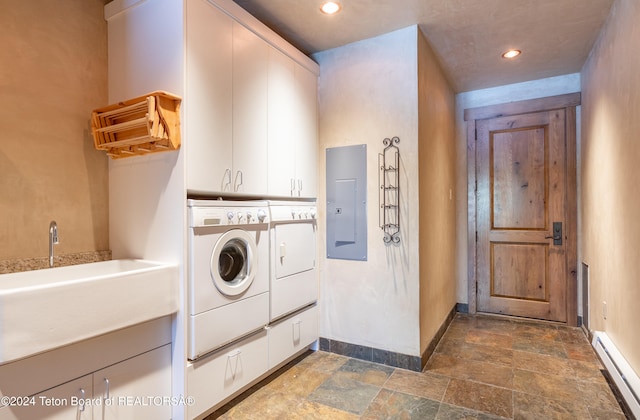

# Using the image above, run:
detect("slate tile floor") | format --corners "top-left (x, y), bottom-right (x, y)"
top-left (209, 314), bottom-right (628, 419)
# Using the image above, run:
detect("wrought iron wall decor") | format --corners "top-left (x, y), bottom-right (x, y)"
top-left (378, 136), bottom-right (400, 243)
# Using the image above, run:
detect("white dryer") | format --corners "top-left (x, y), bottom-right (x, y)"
top-left (187, 200), bottom-right (270, 361)
top-left (268, 200), bottom-right (318, 321)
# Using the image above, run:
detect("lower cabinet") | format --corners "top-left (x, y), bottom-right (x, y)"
top-left (93, 344), bottom-right (172, 419)
top-left (187, 329), bottom-right (268, 419)
top-left (268, 305), bottom-right (318, 369)
top-left (186, 305), bottom-right (319, 419)
top-left (0, 344), bottom-right (171, 420)
top-left (0, 375), bottom-right (93, 420)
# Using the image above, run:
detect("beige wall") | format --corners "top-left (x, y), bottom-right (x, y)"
top-left (581, 0), bottom-right (640, 374)
top-left (417, 31), bottom-right (457, 352)
top-left (314, 26), bottom-right (422, 356)
top-left (313, 25), bottom-right (457, 357)
top-left (0, 1), bottom-right (109, 261)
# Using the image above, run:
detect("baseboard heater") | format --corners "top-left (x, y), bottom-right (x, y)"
top-left (592, 331), bottom-right (640, 419)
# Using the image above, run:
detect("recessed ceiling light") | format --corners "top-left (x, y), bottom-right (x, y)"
top-left (320, 1), bottom-right (341, 15)
top-left (502, 49), bottom-right (522, 59)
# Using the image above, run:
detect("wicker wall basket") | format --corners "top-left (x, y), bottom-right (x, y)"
top-left (91, 91), bottom-right (182, 159)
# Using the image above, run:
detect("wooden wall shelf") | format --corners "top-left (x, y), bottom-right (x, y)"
top-left (91, 91), bottom-right (182, 159)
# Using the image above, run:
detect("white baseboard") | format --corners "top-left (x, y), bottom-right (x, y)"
top-left (592, 331), bottom-right (640, 419)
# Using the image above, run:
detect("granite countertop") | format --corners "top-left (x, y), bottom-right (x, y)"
top-left (0, 251), bottom-right (112, 275)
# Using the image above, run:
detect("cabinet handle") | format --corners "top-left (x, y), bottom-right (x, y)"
top-left (104, 378), bottom-right (110, 399)
top-left (78, 388), bottom-right (86, 412)
top-left (234, 170), bottom-right (243, 192)
top-left (227, 350), bottom-right (242, 380)
top-left (292, 319), bottom-right (302, 342)
top-left (298, 179), bottom-right (302, 196)
top-left (223, 168), bottom-right (232, 191)
top-left (290, 178), bottom-right (295, 196)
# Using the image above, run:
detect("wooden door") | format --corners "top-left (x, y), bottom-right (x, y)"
top-left (476, 109), bottom-right (568, 322)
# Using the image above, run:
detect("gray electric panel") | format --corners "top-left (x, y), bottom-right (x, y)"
top-left (326, 144), bottom-right (367, 261)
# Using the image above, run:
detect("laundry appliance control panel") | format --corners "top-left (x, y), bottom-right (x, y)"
top-left (269, 202), bottom-right (317, 222)
top-left (188, 200), bottom-right (269, 227)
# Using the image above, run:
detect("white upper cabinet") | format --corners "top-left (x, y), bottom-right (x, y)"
top-left (186, 0), bottom-right (271, 195)
top-left (268, 48), bottom-right (318, 198)
top-left (110, 0), bottom-right (318, 197)
top-left (294, 64), bottom-right (319, 198)
top-left (267, 48), bottom-right (297, 197)
top-left (186, 0), bottom-right (233, 193)
top-left (232, 22), bottom-right (269, 195)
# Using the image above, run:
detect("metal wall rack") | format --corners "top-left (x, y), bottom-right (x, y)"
top-left (378, 136), bottom-right (400, 243)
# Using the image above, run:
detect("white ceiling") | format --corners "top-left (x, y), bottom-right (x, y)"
top-left (232, 0), bottom-right (615, 92)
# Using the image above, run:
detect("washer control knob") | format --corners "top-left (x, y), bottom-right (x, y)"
top-left (237, 211), bottom-right (245, 221)
top-left (291, 209), bottom-right (296, 219)
top-left (246, 211), bottom-right (253, 222)
top-left (310, 208), bottom-right (317, 219)
top-left (257, 209), bottom-right (267, 222)
top-left (227, 211), bottom-right (234, 221)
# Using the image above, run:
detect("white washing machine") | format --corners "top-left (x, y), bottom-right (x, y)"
top-left (268, 200), bottom-right (318, 321)
top-left (187, 200), bottom-right (270, 361)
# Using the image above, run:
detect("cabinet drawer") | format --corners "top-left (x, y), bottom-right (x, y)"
top-left (187, 329), bottom-right (268, 419)
top-left (268, 305), bottom-right (318, 369)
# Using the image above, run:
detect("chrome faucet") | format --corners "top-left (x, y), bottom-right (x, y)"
top-left (49, 221), bottom-right (59, 268)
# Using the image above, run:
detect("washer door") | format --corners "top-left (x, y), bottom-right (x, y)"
top-left (210, 229), bottom-right (257, 296)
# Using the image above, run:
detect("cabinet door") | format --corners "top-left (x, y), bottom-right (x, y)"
top-left (186, 0), bottom-right (233, 193)
top-left (268, 50), bottom-right (318, 198)
top-left (267, 47), bottom-right (297, 197)
top-left (232, 22), bottom-right (269, 194)
top-left (94, 345), bottom-right (171, 420)
top-left (187, 330), bottom-right (268, 419)
top-left (294, 64), bottom-right (318, 197)
top-left (268, 305), bottom-right (318, 369)
top-left (0, 375), bottom-right (92, 420)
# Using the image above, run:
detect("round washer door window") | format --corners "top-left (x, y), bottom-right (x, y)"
top-left (210, 229), bottom-right (257, 296)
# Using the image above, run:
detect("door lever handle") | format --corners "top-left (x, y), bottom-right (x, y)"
top-left (546, 222), bottom-right (563, 245)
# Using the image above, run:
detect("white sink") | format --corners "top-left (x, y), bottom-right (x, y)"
top-left (0, 259), bottom-right (179, 364)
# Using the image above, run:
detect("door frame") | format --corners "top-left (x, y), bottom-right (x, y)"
top-left (465, 93), bottom-right (581, 326)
